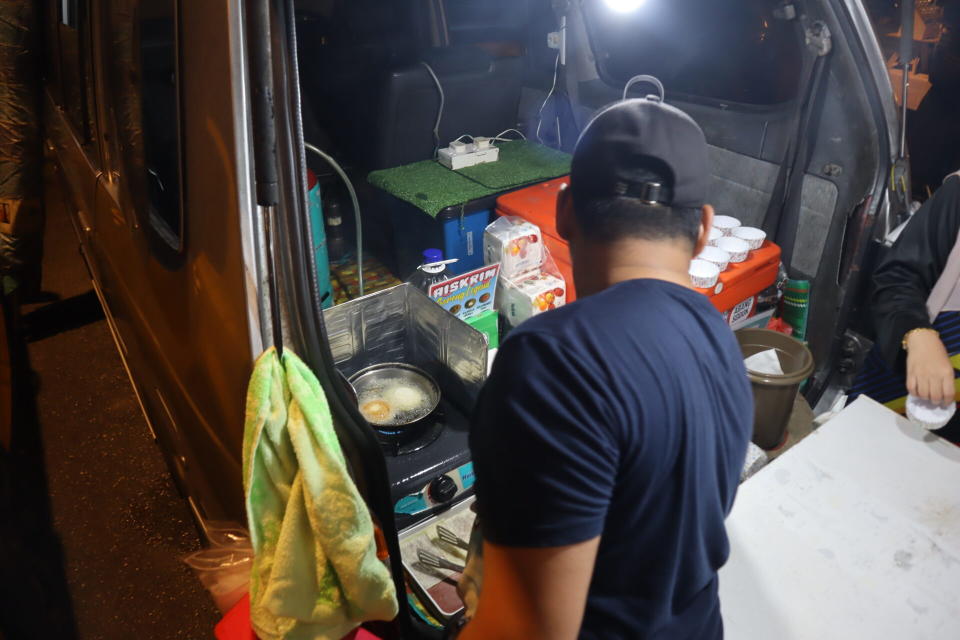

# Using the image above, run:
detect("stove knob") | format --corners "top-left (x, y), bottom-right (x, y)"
top-left (429, 475), bottom-right (457, 504)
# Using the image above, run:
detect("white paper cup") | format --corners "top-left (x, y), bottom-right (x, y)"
top-left (713, 216), bottom-right (741, 236)
top-left (906, 395), bottom-right (956, 431)
top-left (698, 246), bottom-right (731, 272)
top-left (689, 259), bottom-right (720, 289)
top-left (708, 228), bottom-right (724, 246)
top-left (732, 226), bottom-right (767, 250)
top-left (716, 237), bottom-right (750, 263)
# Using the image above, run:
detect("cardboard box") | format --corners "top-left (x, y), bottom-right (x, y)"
top-left (499, 273), bottom-right (566, 327)
top-left (428, 264), bottom-right (501, 321)
top-left (721, 294), bottom-right (777, 331)
top-left (484, 218), bottom-right (543, 281)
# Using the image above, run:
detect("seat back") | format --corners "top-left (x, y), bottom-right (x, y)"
top-left (372, 46), bottom-right (522, 169)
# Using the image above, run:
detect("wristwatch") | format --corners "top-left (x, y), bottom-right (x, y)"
top-left (902, 327), bottom-right (940, 352)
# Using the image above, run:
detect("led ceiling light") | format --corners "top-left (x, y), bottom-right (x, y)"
top-left (603, 0), bottom-right (648, 14)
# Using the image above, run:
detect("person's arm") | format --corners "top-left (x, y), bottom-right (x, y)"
top-left (872, 176), bottom-right (960, 401)
top-left (458, 539), bottom-right (599, 640)
top-left (463, 333), bottom-right (620, 638)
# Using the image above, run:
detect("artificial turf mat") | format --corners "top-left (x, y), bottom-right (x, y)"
top-left (367, 160), bottom-right (491, 218)
top-left (457, 140), bottom-right (571, 189)
top-left (367, 141), bottom-right (571, 217)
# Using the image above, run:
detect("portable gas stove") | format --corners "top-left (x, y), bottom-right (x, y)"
top-left (323, 284), bottom-right (487, 533)
top-left (377, 397), bottom-right (474, 532)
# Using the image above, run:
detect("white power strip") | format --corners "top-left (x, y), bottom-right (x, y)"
top-left (438, 137), bottom-right (500, 170)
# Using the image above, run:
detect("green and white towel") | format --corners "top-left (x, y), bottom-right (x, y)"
top-left (243, 348), bottom-right (398, 640)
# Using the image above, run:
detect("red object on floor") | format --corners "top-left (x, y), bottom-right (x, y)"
top-left (766, 316), bottom-right (794, 336)
top-left (215, 593), bottom-right (384, 640)
top-left (215, 594), bottom-right (256, 640)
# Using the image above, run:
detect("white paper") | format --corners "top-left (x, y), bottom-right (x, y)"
top-left (720, 397), bottom-right (960, 639)
top-left (744, 348), bottom-right (784, 376)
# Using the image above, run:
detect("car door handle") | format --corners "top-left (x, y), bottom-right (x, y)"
top-left (75, 208), bottom-right (93, 234)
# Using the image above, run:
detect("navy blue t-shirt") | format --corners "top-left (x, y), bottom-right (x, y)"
top-left (470, 279), bottom-right (753, 639)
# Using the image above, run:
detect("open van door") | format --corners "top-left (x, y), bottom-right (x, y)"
top-left (243, 0), bottom-right (424, 636)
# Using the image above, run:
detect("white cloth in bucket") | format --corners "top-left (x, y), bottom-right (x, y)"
top-left (745, 349), bottom-right (784, 376)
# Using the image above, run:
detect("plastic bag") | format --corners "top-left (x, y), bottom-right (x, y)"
top-left (183, 522), bottom-right (254, 614)
top-left (497, 244), bottom-right (568, 328)
top-left (483, 216), bottom-right (545, 281)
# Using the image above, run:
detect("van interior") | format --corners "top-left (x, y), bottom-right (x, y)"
top-left (289, 0), bottom-right (895, 408)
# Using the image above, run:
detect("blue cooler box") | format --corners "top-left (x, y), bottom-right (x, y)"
top-left (390, 198), bottom-right (496, 278)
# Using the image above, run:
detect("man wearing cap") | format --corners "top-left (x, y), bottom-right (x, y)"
top-left (461, 97), bottom-right (753, 639)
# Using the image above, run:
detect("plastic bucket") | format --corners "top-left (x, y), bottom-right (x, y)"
top-left (736, 329), bottom-right (815, 450)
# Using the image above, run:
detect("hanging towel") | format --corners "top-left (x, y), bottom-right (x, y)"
top-left (243, 347), bottom-right (398, 640)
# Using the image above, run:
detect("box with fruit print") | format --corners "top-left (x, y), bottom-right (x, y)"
top-left (483, 217), bottom-right (544, 281)
top-left (499, 272), bottom-right (567, 327)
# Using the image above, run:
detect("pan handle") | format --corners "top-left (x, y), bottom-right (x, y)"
top-left (336, 369), bottom-right (358, 407)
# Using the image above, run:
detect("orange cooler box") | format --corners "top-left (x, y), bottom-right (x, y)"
top-left (700, 242), bottom-right (781, 326)
top-left (496, 178), bottom-right (781, 325)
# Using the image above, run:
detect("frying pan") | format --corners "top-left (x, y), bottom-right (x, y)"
top-left (347, 363), bottom-right (441, 431)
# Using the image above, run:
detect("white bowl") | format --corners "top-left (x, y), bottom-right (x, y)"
top-left (708, 228), bottom-right (724, 246)
top-left (906, 395), bottom-right (956, 431)
top-left (732, 226), bottom-right (767, 250)
top-left (713, 216), bottom-right (741, 235)
top-left (689, 259), bottom-right (720, 289)
top-left (716, 237), bottom-right (750, 263)
top-left (698, 246), bottom-right (731, 272)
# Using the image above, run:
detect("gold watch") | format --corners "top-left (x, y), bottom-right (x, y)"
top-left (902, 327), bottom-right (940, 352)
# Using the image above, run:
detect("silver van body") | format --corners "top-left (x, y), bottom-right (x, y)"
top-left (45, 0), bottom-right (262, 525)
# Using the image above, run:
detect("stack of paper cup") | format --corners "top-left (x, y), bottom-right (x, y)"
top-left (713, 216), bottom-right (741, 236)
top-left (698, 246), bottom-right (731, 272)
top-left (716, 237), bottom-right (750, 263)
top-left (733, 226), bottom-right (766, 250)
top-left (689, 259), bottom-right (721, 289)
top-left (740, 442), bottom-right (769, 483)
top-left (905, 395), bottom-right (956, 431)
top-left (708, 228), bottom-right (724, 247)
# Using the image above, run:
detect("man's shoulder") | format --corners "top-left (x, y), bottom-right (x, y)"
top-left (503, 280), bottom-right (724, 361)
top-left (522, 278), bottom-right (710, 323)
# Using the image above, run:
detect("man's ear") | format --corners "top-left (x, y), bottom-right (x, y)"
top-left (693, 204), bottom-right (715, 255)
top-left (556, 183), bottom-right (575, 241)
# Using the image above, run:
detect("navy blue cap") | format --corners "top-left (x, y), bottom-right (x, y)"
top-left (570, 98), bottom-right (710, 211)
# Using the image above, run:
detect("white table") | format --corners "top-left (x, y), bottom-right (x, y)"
top-left (719, 396), bottom-right (960, 639)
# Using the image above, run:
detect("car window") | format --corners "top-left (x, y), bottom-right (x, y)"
top-left (58, 0), bottom-right (99, 154)
top-left (582, 0), bottom-right (803, 105)
top-left (105, 0), bottom-right (184, 251)
top-left (445, 0), bottom-right (531, 44)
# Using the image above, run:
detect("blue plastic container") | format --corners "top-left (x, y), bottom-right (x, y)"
top-left (307, 169), bottom-right (334, 308)
top-left (391, 202), bottom-right (493, 278)
top-left (441, 209), bottom-right (491, 275)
